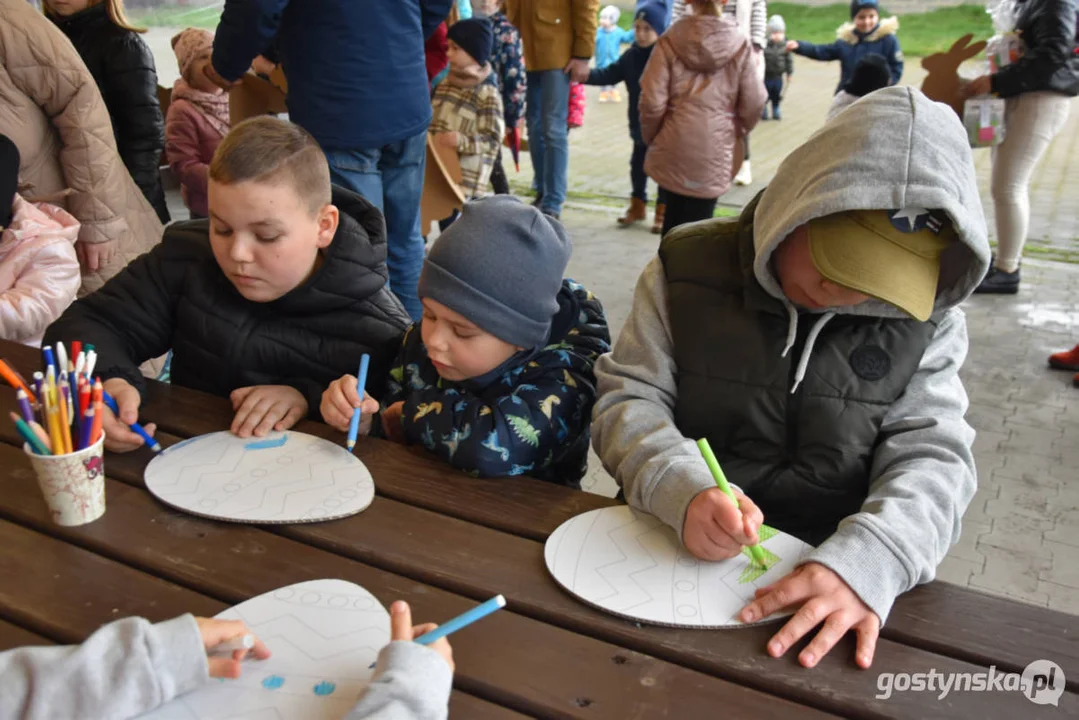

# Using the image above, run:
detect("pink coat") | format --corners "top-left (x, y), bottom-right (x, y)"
top-left (165, 97), bottom-right (226, 218)
top-left (0, 195), bottom-right (80, 347)
top-left (640, 14), bottom-right (766, 199)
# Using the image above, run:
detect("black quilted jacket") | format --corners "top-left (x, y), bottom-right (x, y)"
top-left (51, 3), bottom-right (170, 223)
top-left (44, 187), bottom-right (411, 419)
top-left (992, 0), bottom-right (1079, 98)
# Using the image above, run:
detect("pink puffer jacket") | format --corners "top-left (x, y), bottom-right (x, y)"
top-left (0, 195), bottom-right (80, 347)
top-left (640, 13), bottom-right (767, 199)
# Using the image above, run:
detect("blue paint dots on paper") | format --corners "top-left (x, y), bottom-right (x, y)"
top-left (313, 680), bottom-right (337, 696)
top-left (262, 675), bottom-right (285, 690)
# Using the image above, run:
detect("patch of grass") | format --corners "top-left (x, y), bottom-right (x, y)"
top-left (128, 3), bottom-right (223, 30)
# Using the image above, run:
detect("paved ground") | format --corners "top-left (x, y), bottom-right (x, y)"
top-left (151, 33), bottom-right (1079, 616)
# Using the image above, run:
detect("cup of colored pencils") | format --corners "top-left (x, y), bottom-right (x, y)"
top-left (4, 343), bottom-right (107, 526)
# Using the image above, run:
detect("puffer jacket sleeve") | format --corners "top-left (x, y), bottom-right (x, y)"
top-left (0, 241), bottom-right (80, 345)
top-left (736, 44), bottom-right (767, 133)
top-left (638, 39), bottom-right (673, 145)
top-left (792, 38), bottom-right (843, 62)
top-left (43, 234), bottom-right (195, 393)
top-left (165, 102), bottom-right (209, 206)
top-left (100, 33), bottom-right (169, 223)
top-left (992, 0), bottom-right (1077, 97)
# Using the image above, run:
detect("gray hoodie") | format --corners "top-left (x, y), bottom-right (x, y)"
top-left (0, 614), bottom-right (452, 720)
top-left (592, 86), bottom-right (990, 623)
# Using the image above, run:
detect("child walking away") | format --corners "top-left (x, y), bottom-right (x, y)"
top-left (474, 0), bottom-right (526, 196)
top-left (827, 52), bottom-right (890, 120)
top-left (584, 1), bottom-right (669, 230)
top-left (45, 0), bottom-right (170, 224)
top-left (640, 0), bottom-right (766, 236)
top-left (762, 15), bottom-right (793, 120)
top-left (45, 117), bottom-right (410, 454)
top-left (430, 18), bottom-right (506, 199)
top-left (595, 5), bottom-right (636, 102)
top-left (166, 28), bottom-right (231, 220)
top-left (0, 134), bottom-right (80, 347)
top-left (592, 87), bottom-right (988, 671)
top-left (321, 196), bottom-right (612, 487)
top-left (787, 0), bottom-right (903, 93)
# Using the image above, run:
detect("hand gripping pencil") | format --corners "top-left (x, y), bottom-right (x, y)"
top-left (697, 438), bottom-right (770, 569)
top-left (346, 354), bottom-right (371, 452)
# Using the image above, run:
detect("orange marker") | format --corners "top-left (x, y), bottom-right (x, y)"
top-left (0, 359), bottom-right (36, 404)
top-left (57, 380), bottom-right (72, 454)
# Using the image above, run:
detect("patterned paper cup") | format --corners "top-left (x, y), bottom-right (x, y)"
top-left (24, 434), bottom-right (106, 526)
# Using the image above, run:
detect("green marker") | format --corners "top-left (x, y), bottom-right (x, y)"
top-left (696, 438), bottom-right (770, 569)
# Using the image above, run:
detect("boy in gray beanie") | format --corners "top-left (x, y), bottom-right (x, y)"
top-left (322, 196), bottom-right (611, 486)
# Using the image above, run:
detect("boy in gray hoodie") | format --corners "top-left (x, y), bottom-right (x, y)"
top-left (591, 87), bottom-right (989, 670)
top-left (0, 601), bottom-right (453, 719)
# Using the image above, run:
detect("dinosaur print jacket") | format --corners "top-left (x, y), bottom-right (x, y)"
top-left (382, 279), bottom-right (611, 487)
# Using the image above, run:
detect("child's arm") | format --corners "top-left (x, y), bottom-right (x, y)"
top-left (101, 35), bottom-right (166, 207)
top-left (787, 39), bottom-right (843, 62)
top-left (420, 0), bottom-right (456, 40)
top-left (637, 42), bottom-right (673, 145)
top-left (456, 86), bottom-right (505, 161)
top-left (165, 103), bottom-right (210, 208)
top-left (591, 258), bottom-right (722, 536)
top-left (750, 0), bottom-right (768, 49)
top-left (736, 45), bottom-right (768, 134)
top-left (620, 27), bottom-right (637, 46)
top-left (0, 615), bottom-right (208, 720)
top-left (584, 51), bottom-right (628, 87)
top-left (0, 242), bottom-right (80, 345)
top-left (884, 35), bottom-right (904, 85)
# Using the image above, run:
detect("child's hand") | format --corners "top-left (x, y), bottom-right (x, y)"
top-left (229, 385), bottom-right (308, 438)
top-left (381, 401), bottom-right (405, 444)
top-left (388, 601), bottom-right (454, 671)
top-left (202, 62), bottom-right (238, 91)
top-left (76, 239), bottom-right (117, 273)
top-left (250, 55), bottom-right (276, 75)
top-left (786, 40), bottom-right (799, 51)
top-left (320, 375), bottom-right (379, 433)
top-left (101, 378), bottom-right (158, 453)
top-left (195, 617), bottom-right (271, 679)
top-left (435, 132), bottom-right (460, 150)
top-left (682, 487), bottom-right (763, 561)
top-left (739, 562), bottom-right (880, 669)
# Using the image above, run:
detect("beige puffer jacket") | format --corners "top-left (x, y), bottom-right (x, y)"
top-left (640, 13), bottom-right (767, 199)
top-left (0, 0), bottom-right (162, 295)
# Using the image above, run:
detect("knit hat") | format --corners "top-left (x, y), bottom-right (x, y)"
top-left (447, 17), bottom-right (494, 67)
top-left (634, 0), bottom-right (669, 35)
top-left (600, 5), bottom-right (621, 24)
top-left (807, 209), bottom-right (957, 321)
top-left (418, 196), bottom-right (572, 348)
top-left (0, 134), bottom-right (18, 229)
top-left (845, 53), bottom-right (891, 96)
top-left (171, 27), bottom-right (214, 82)
top-left (850, 0), bottom-right (880, 18)
top-left (767, 14), bottom-right (786, 33)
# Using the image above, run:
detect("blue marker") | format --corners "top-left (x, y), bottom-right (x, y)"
top-left (346, 354), bottom-right (370, 453)
top-left (101, 390), bottom-right (162, 452)
top-left (42, 345), bottom-right (57, 375)
top-left (369, 595), bottom-right (506, 668)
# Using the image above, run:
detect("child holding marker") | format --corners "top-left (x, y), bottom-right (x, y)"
top-left (322, 196), bottom-right (611, 486)
top-left (592, 88), bottom-right (988, 669)
top-left (44, 117), bottom-right (410, 453)
top-left (0, 601), bottom-right (456, 720)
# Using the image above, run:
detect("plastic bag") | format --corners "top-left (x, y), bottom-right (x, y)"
top-left (964, 96), bottom-right (1006, 147)
top-left (985, 0), bottom-right (1024, 72)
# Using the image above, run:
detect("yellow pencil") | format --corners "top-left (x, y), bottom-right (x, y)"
top-left (45, 388), bottom-right (64, 456)
top-left (56, 382), bottom-right (71, 454)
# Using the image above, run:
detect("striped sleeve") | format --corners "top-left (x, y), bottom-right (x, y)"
top-left (750, 0), bottom-right (767, 48)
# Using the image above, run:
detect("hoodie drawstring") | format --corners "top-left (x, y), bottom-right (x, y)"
top-left (780, 302), bottom-right (799, 358)
top-left (790, 311), bottom-right (836, 395)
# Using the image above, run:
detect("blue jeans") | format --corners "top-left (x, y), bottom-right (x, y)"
top-left (326, 130), bottom-right (427, 320)
top-left (525, 69), bottom-right (571, 214)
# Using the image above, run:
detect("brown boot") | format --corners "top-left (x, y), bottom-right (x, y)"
top-left (651, 203), bottom-right (665, 234)
top-left (617, 197), bottom-right (647, 227)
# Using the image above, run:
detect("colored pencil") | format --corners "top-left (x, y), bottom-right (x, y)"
top-left (78, 380), bottom-right (92, 425)
top-left (346, 354), bottom-right (371, 452)
top-left (79, 406), bottom-right (95, 451)
top-left (28, 420), bottom-right (52, 453)
top-left (15, 389), bottom-right (33, 424)
top-left (369, 595), bottom-right (507, 668)
top-left (0, 358), bottom-right (36, 404)
top-left (45, 389), bottom-right (64, 455)
top-left (90, 382), bottom-right (104, 447)
top-left (697, 438), bottom-right (770, 569)
top-left (70, 341), bottom-right (82, 372)
top-left (11, 413), bottom-right (51, 455)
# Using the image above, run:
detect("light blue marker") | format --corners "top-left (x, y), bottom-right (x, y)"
top-left (370, 595), bottom-right (506, 668)
top-left (102, 389), bottom-right (162, 452)
top-left (346, 354), bottom-right (370, 453)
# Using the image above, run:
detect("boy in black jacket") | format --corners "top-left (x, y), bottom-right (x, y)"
top-left (44, 117), bottom-right (410, 452)
top-left (583, 1), bottom-right (669, 232)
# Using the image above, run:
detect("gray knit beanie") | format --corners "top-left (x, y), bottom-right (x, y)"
top-left (418, 196), bottom-right (572, 348)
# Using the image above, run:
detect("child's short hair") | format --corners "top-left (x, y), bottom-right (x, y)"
top-left (208, 117), bottom-right (331, 215)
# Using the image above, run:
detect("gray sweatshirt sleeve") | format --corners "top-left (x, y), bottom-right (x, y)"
top-left (346, 641), bottom-right (453, 720)
top-left (806, 307), bottom-right (977, 624)
top-left (0, 614), bottom-right (208, 720)
top-left (591, 257), bottom-right (718, 538)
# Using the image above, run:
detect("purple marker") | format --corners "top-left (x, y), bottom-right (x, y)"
top-left (15, 389), bottom-right (33, 424)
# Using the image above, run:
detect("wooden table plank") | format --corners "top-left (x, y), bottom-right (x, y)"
top-left (0, 447), bottom-right (836, 720)
top-left (447, 693), bottom-right (533, 720)
top-left (0, 618), bottom-right (52, 650)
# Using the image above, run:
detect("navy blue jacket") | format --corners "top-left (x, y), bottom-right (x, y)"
top-left (212, 0), bottom-right (453, 150)
top-left (382, 280), bottom-right (611, 487)
top-left (585, 42), bottom-right (655, 144)
top-left (793, 17), bottom-right (903, 93)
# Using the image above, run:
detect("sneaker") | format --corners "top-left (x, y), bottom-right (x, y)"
top-left (612, 89), bottom-right (622, 102)
top-left (599, 91), bottom-right (610, 103)
top-left (541, 207), bottom-right (560, 221)
top-left (651, 203), bottom-right (665, 234)
top-left (773, 106), bottom-right (782, 120)
top-left (973, 265), bottom-right (1020, 294)
top-left (734, 160), bottom-right (752, 186)
top-left (1049, 344), bottom-right (1079, 371)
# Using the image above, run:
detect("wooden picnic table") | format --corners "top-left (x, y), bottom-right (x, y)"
top-left (0, 337), bottom-right (1075, 719)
